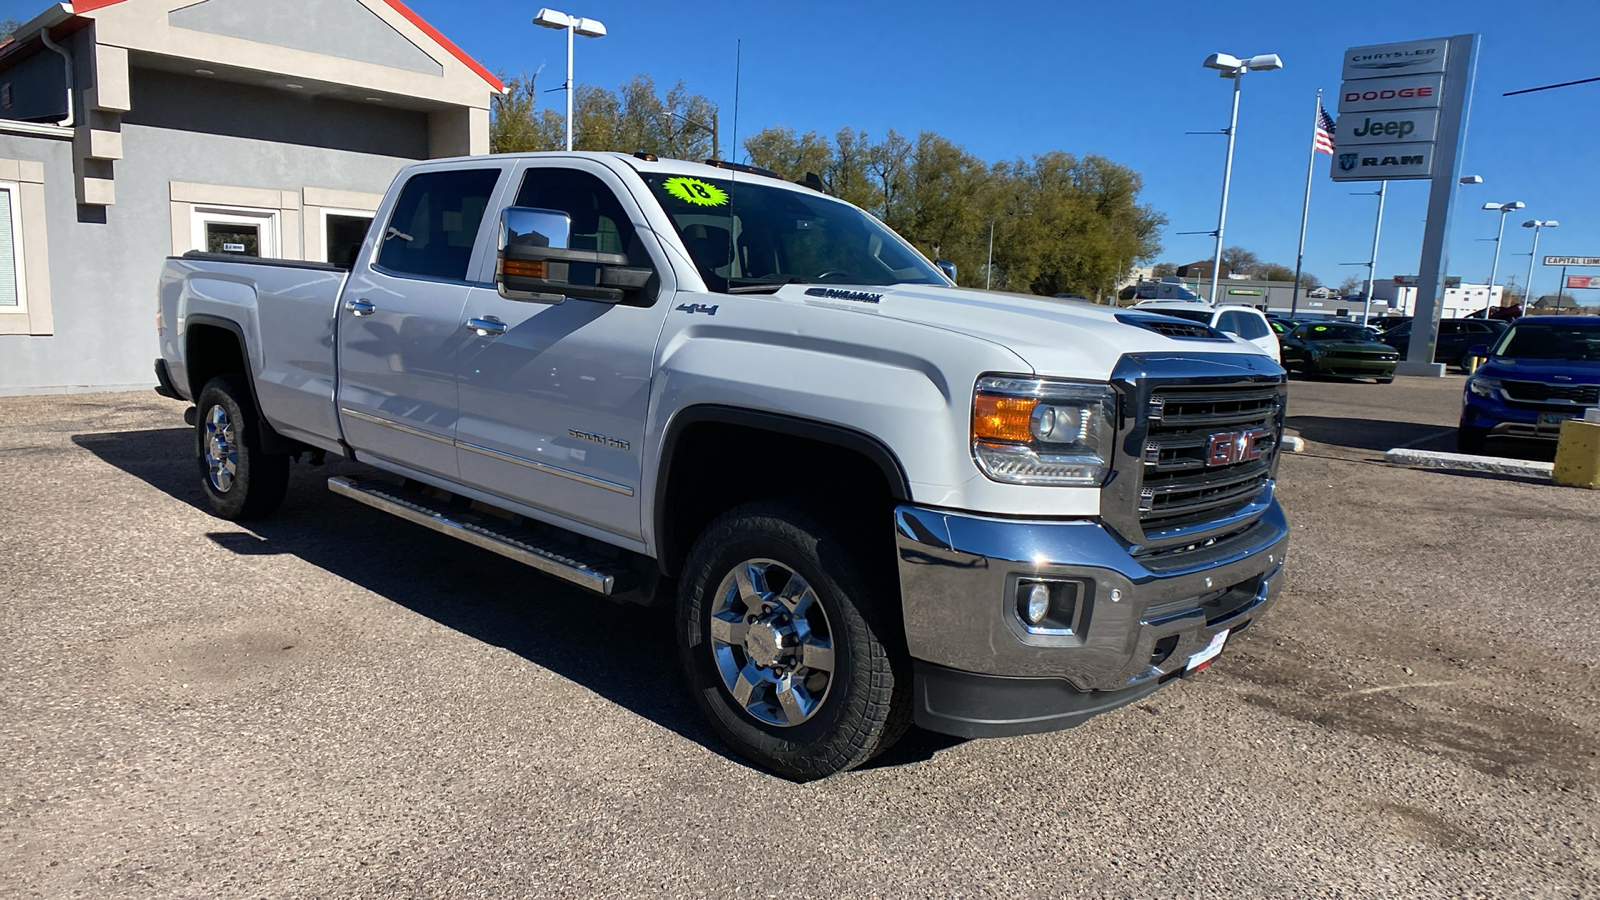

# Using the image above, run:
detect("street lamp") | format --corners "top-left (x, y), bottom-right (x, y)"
top-left (533, 8), bottom-right (607, 152)
top-left (1200, 52), bottom-right (1282, 304)
top-left (1521, 219), bottom-right (1558, 314)
top-left (1482, 201), bottom-right (1526, 318)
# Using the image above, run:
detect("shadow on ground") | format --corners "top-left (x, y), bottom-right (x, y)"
top-left (71, 425), bottom-right (961, 776)
top-left (1286, 415), bottom-right (1454, 453)
top-left (1288, 414), bottom-right (1558, 462)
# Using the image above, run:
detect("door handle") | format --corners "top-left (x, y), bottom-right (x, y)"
top-left (466, 316), bottom-right (507, 337)
top-left (345, 298), bottom-right (376, 317)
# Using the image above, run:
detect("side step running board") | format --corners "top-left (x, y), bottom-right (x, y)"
top-left (328, 476), bottom-right (628, 595)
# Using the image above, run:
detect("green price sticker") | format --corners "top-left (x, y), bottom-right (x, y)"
top-left (663, 176), bottom-right (728, 207)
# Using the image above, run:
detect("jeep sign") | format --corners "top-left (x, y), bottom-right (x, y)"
top-left (1337, 110), bottom-right (1439, 146)
top-left (1330, 142), bottom-right (1435, 182)
top-left (1336, 74), bottom-right (1445, 114)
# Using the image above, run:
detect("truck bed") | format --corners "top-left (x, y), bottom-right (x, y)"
top-left (158, 252), bottom-right (352, 452)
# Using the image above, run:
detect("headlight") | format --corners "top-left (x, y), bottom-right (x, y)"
top-left (972, 376), bottom-right (1115, 485)
top-left (1468, 376), bottom-right (1502, 398)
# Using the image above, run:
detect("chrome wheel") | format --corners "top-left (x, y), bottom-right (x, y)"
top-left (203, 404), bottom-right (239, 493)
top-left (708, 558), bottom-right (835, 727)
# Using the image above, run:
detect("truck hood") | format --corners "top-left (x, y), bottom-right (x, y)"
top-left (768, 283), bottom-right (1270, 378)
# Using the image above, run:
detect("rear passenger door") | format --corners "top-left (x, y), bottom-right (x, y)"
top-left (336, 164), bottom-right (507, 480)
top-left (453, 160), bottom-right (672, 544)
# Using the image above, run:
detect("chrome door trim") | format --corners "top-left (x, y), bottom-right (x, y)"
top-left (456, 439), bottom-right (636, 496)
top-left (340, 407), bottom-right (454, 445)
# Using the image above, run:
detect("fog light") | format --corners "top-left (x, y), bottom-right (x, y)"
top-left (1023, 582), bottom-right (1051, 625)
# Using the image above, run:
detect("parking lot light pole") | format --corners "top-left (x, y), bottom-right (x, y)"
top-left (1482, 201), bottom-right (1525, 318)
top-left (533, 8), bottom-right (607, 151)
top-left (1521, 220), bottom-right (1557, 315)
top-left (1200, 52), bottom-right (1282, 304)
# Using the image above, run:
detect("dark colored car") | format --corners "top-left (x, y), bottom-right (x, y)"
top-left (1279, 322), bottom-right (1399, 382)
top-left (1380, 317), bottom-right (1507, 368)
top-left (1458, 316), bottom-right (1600, 453)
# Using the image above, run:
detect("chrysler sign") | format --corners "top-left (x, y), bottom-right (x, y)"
top-left (1342, 38), bottom-right (1449, 80)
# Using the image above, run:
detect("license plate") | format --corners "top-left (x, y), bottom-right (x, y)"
top-left (1538, 412), bottom-right (1574, 426)
top-left (1186, 629), bottom-right (1230, 672)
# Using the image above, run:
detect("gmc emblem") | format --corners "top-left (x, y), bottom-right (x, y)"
top-left (1206, 428), bottom-right (1269, 466)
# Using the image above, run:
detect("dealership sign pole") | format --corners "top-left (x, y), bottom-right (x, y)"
top-left (1331, 35), bottom-right (1479, 376)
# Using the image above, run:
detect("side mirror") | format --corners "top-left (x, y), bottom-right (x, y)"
top-left (497, 206), bottom-right (653, 304)
top-left (934, 259), bottom-right (957, 282)
top-left (1467, 343), bottom-right (1490, 359)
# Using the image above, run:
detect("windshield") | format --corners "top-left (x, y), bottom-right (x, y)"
top-left (1493, 321), bottom-right (1600, 361)
top-left (1149, 309), bottom-right (1214, 324)
top-left (642, 173), bottom-right (946, 293)
top-left (1297, 324), bottom-right (1374, 342)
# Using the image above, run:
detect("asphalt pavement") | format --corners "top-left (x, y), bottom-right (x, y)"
top-left (2, 380), bottom-right (1596, 898)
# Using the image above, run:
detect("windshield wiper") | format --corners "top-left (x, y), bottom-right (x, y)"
top-left (725, 277), bottom-right (807, 295)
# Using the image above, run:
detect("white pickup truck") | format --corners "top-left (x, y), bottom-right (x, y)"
top-left (155, 151), bottom-right (1290, 779)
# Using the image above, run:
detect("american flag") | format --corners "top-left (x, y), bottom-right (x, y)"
top-left (1313, 101), bottom-right (1337, 155)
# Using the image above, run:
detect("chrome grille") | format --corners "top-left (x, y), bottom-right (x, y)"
top-left (1139, 385), bottom-right (1280, 532)
top-left (1502, 380), bottom-right (1599, 405)
top-left (1101, 354), bottom-right (1287, 553)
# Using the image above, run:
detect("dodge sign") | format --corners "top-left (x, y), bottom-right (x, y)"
top-left (1336, 74), bottom-right (1445, 114)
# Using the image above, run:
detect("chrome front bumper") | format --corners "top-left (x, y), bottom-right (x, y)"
top-left (894, 499), bottom-right (1289, 733)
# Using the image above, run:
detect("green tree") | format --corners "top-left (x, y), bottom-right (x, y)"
top-left (1151, 262), bottom-right (1178, 277)
top-left (742, 127), bottom-right (1164, 298)
top-left (491, 72), bottom-right (718, 158)
top-left (1221, 246), bottom-right (1259, 276)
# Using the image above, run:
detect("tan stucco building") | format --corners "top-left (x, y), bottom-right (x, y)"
top-left (0, 0), bottom-right (503, 392)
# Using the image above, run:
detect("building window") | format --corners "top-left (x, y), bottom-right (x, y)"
top-left (0, 181), bottom-right (26, 313)
top-left (322, 209), bottom-right (373, 268)
top-left (190, 205), bottom-right (279, 258)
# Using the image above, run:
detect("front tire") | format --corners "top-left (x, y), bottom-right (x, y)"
top-left (195, 375), bottom-right (290, 520)
top-left (677, 500), bottom-right (911, 780)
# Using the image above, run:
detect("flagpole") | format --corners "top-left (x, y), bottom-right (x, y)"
top-left (1290, 89), bottom-right (1322, 318)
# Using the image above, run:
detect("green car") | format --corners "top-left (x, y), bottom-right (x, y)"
top-left (1279, 322), bottom-right (1399, 382)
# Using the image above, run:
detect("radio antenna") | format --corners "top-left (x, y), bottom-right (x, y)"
top-left (731, 39), bottom-right (742, 164)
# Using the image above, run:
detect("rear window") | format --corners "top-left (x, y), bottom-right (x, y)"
top-left (1152, 309), bottom-right (1213, 324)
top-left (1494, 321), bottom-right (1600, 362)
top-left (376, 168), bottom-right (502, 282)
top-left (1299, 324), bottom-right (1373, 342)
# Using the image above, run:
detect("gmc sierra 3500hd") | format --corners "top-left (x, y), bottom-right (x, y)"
top-left (155, 151), bottom-right (1289, 779)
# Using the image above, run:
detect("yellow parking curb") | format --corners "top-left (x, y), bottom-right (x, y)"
top-left (1553, 418), bottom-right (1600, 489)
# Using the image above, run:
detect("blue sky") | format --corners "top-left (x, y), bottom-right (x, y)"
top-left (419, 0), bottom-right (1599, 296)
top-left (9, 0), bottom-right (1598, 297)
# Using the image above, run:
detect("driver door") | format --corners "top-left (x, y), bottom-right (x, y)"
top-left (453, 161), bottom-right (672, 543)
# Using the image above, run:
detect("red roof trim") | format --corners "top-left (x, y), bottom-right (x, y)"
top-left (67, 0), bottom-right (505, 92)
top-left (380, 0), bottom-right (504, 93)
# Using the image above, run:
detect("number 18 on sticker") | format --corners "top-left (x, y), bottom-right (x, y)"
top-left (662, 176), bottom-right (729, 207)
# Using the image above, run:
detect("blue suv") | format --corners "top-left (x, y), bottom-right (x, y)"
top-left (1459, 316), bottom-right (1600, 454)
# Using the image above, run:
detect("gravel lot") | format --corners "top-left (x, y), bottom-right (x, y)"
top-left (3, 378), bottom-right (1596, 898)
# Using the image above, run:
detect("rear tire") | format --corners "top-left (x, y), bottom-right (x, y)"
top-left (195, 375), bottom-right (290, 520)
top-left (677, 500), bottom-right (911, 780)
top-left (1456, 425), bottom-right (1490, 455)
top-left (1377, 376), bottom-right (1394, 384)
